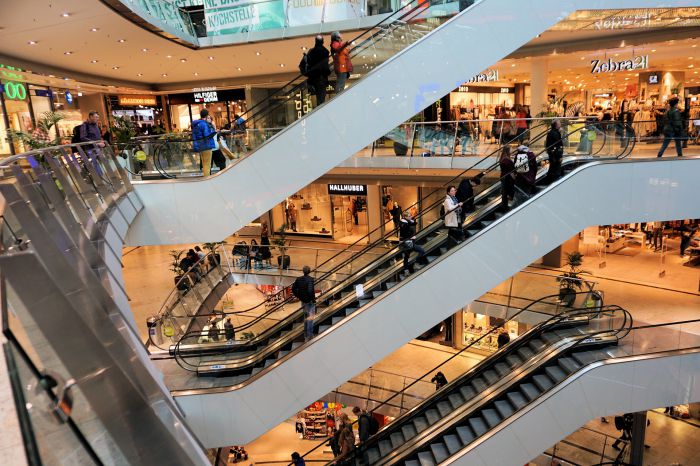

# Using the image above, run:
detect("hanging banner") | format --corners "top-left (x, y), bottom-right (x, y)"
top-left (286, 0), bottom-right (362, 27)
top-left (204, 0), bottom-right (285, 34)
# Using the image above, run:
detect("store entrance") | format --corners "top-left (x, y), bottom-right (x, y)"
top-left (331, 195), bottom-right (368, 244)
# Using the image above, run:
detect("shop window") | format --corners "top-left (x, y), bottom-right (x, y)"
top-left (273, 184), bottom-right (332, 237)
top-left (381, 186), bottom-right (418, 238)
top-left (0, 105), bottom-right (9, 156)
top-left (4, 98), bottom-right (32, 153)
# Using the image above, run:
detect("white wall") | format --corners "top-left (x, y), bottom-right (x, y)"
top-left (173, 157), bottom-right (700, 447)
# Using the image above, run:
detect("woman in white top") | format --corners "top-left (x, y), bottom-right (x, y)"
top-left (444, 186), bottom-right (464, 244)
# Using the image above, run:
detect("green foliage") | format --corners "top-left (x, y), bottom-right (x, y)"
top-left (6, 111), bottom-right (64, 149)
top-left (240, 331), bottom-right (255, 341)
top-left (557, 251), bottom-right (590, 291)
top-left (169, 249), bottom-right (185, 276)
top-left (271, 224), bottom-right (289, 255)
top-left (110, 115), bottom-right (137, 144)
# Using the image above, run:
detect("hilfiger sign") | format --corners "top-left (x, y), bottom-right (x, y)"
top-left (591, 55), bottom-right (648, 74)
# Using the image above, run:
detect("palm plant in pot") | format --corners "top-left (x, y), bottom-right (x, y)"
top-left (203, 242), bottom-right (223, 268)
top-left (169, 249), bottom-right (187, 289)
top-left (556, 251), bottom-right (589, 307)
top-left (272, 224), bottom-right (291, 270)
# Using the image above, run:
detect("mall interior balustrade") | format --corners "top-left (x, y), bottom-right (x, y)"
top-left (0, 142), bottom-right (210, 465)
top-left (535, 425), bottom-right (630, 466)
top-left (163, 121), bottom-right (631, 383)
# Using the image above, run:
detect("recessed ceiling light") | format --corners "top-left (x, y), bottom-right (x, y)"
top-left (689, 64), bottom-right (695, 68)
top-left (693, 44), bottom-right (698, 48)
top-left (511, 64), bottom-right (516, 67)
top-left (61, 12), bottom-right (70, 17)
top-left (166, 55), bottom-right (172, 59)
top-left (161, 73), bottom-right (168, 77)
top-left (180, 58), bottom-right (187, 63)
top-left (194, 72), bottom-right (199, 76)
top-left (117, 39), bottom-right (126, 43)
top-left (90, 27), bottom-right (99, 32)
top-left (64, 51), bottom-right (73, 55)
top-left (137, 73), bottom-right (143, 77)
top-left (279, 63), bottom-right (285, 67)
top-left (301, 46), bottom-right (307, 51)
top-left (208, 56), bottom-right (214, 60)
top-left (651, 49), bottom-right (657, 52)
top-left (112, 66), bottom-right (119, 70)
top-left (141, 48), bottom-right (149, 52)
top-left (90, 59), bottom-right (98, 63)
top-left (236, 67), bottom-right (242, 71)
top-left (255, 51), bottom-right (261, 56)
top-left (28, 40), bottom-right (37, 45)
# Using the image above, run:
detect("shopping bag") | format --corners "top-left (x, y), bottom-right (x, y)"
top-left (219, 137), bottom-right (236, 160)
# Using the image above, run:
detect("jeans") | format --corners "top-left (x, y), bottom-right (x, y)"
top-left (657, 134), bottom-right (683, 157)
top-left (402, 243), bottom-right (427, 272)
top-left (303, 302), bottom-right (316, 341)
top-left (335, 72), bottom-right (349, 94)
top-left (309, 77), bottom-right (327, 105)
top-left (199, 150), bottom-right (213, 176)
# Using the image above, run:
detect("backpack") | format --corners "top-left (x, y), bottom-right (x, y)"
top-left (299, 52), bottom-right (310, 76)
top-left (515, 152), bottom-right (529, 173)
top-left (362, 413), bottom-right (380, 436)
top-left (291, 276), bottom-right (312, 302)
top-left (71, 124), bottom-right (82, 144)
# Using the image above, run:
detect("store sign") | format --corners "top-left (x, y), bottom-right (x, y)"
top-left (499, 88), bottom-right (510, 94)
top-left (648, 73), bottom-right (660, 84)
top-left (2, 81), bottom-right (27, 100)
top-left (458, 85), bottom-right (514, 94)
top-left (193, 90), bottom-right (219, 103)
top-left (328, 184), bottom-right (367, 195)
top-left (593, 12), bottom-right (651, 30)
top-left (466, 69), bottom-right (499, 84)
top-left (204, 0), bottom-right (285, 35)
top-left (118, 95), bottom-right (158, 106)
top-left (590, 55), bottom-right (648, 74)
top-left (34, 89), bottom-right (52, 98)
top-left (287, 0), bottom-right (361, 27)
top-left (65, 91), bottom-right (73, 104)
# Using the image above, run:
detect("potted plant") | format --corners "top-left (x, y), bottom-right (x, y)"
top-left (110, 116), bottom-right (139, 170)
top-left (169, 249), bottom-right (186, 288)
top-left (272, 224), bottom-right (291, 270)
top-left (556, 251), bottom-right (590, 307)
top-left (203, 242), bottom-right (223, 267)
top-left (6, 111), bottom-right (65, 155)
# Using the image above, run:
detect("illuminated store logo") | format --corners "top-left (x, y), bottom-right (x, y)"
top-left (328, 184), bottom-right (367, 195)
top-left (593, 12), bottom-right (651, 30)
top-left (193, 90), bottom-right (218, 103)
top-left (118, 95), bottom-right (158, 106)
top-left (3, 81), bottom-right (27, 100)
top-left (465, 69), bottom-right (499, 84)
top-left (591, 55), bottom-right (648, 74)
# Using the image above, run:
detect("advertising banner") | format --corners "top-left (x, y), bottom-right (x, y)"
top-left (204, 0), bottom-right (285, 34)
top-left (286, 0), bottom-right (362, 27)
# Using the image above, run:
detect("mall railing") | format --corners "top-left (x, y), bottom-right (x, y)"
top-left (164, 121), bottom-right (629, 372)
top-left (535, 425), bottom-right (631, 466)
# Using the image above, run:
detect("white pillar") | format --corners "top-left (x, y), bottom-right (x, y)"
top-left (530, 57), bottom-right (549, 117)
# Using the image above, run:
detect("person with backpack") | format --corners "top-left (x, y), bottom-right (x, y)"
top-left (292, 266), bottom-right (316, 341)
top-left (657, 97), bottom-right (684, 157)
top-left (352, 407), bottom-right (379, 443)
top-left (545, 119), bottom-right (564, 182)
top-left (513, 145), bottom-right (537, 205)
top-left (192, 109), bottom-right (216, 176)
top-left (330, 31), bottom-right (353, 95)
top-left (399, 210), bottom-right (427, 273)
top-left (73, 111), bottom-right (105, 147)
top-left (303, 35), bottom-right (331, 105)
top-left (499, 146), bottom-right (516, 211)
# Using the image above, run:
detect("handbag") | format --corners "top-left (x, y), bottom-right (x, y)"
top-left (401, 239), bottom-right (414, 251)
top-left (219, 137), bottom-right (236, 160)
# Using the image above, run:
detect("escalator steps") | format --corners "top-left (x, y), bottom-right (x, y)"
top-left (417, 451), bottom-right (436, 466)
top-left (405, 460), bottom-right (420, 466)
top-left (468, 417), bottom-right (488, 436)
top-left (520, 383), bottom-right (541, 401)
top-left (425, 409), bottom-right (440, 425)
top-left (448, 392), bottom-right (465, 410)
top-left (471, 377), bottom-right (488, 393)
top-left (367, 447), bottom-right (381, 464)
top-left (344, 308), bottom-right (358, 316)
top-left (544, 366), bottom-right (567, 383)
top-left (506, 391), bottom-right (527, 410)
top-left (414, 416), bottom-right (429, 433)
top-left (557, 357), bottom-right (582, 374)
top-left (533, 374), bottom-right (555, 392)
top-left (443, 434), bottom-right (462, 455)
top-left (481, 408), bottom-right (501, 428)
top-left (540, 331), bottom-right (561, 344)
top-left (378, 439), bottom-right (393, 457)
top-left (517, 346), bottom-right (535, 361)
top-left (505, 354), bottom-right (523, 368)
top-left (482, 369), bottom-right (500, 385)
top-left (331, 316), bottom-right (342, 325)
top-left (402, 423), bottom-right (418, 441)
top-left (459, 385), bottom-right (477, 401)
top-left (494, 400), bottom-right (515, 419)
top-left (436, 401), bottom-right (452, 418)
top-left (456, 425), bottom-right (475, 445)
top-left (527, 338), bottom-right (547, 352)
top-left (430, 442), bottom-right (450, 463)
top-left (572, 349), bottom-right (605, 366)
top-left (390, 431), bottom-right (405, 449)
top-left (494, 362), bottom-right (511, 377)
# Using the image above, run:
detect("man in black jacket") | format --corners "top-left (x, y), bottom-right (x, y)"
top-left (398, 211), bottom-right (427, 273)
top-left (455, 175), bottom-right (481, 223)
top-left (657, 97), bottom-right (684, 157)
top-left (545, 119), bottom-right (564, 182)
top-left (306, 35), bottom-right (331, 105)
top-left (292, 266), bottom-right (316, 341)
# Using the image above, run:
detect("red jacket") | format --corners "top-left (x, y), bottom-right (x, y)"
top-left (331, 40), bottom-right (353, 74)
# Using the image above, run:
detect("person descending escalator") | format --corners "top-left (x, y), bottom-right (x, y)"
top-left (443, 186), bottom-right (464, 246)
top-left (499, 146), bottom-right (516, 212)
top-left (513, 145), bottom-right (537, 207)
top-left (304, 35), bottom-right (331, 105)
top-left (330, 31), bottom-right (353, 95)
top-left (399, 210), bottom-right (427, 273)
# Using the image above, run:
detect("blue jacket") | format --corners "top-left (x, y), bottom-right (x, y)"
top-left (192, 119), bottom-right (216, 152)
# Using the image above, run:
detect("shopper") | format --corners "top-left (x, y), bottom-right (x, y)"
top-left (611, 413), bottom-right (634, 450)
top-left (456, 175), bottom-right (481, 222)
top-left (260, 222), bottom-right (272, 264)
top-left (497, 327), bottom-right (510, 349)
top-left (192, 109), bottom-right (216, 176)
top-left (443, 186), bottom-right (464, 245)
top-left (206, 115), bottom-right (226, 172)
top-left (207, 316), bottom-right (220, 342)
top-left (291, 452), bottom-right (305, 466)
top-left (77, 111), bottom-right (106, 147)
top-left (352, 407), bottom-right (371, 443)
top-left (292, 266), bottom-right (316, 341)
top-left (232, 113), bottom-right (247, 156)
top-left (513, 145), bottom-right (537, 205)
top-left (330, 31), bottom-right (353, 95)
top-left (680, 222), bottom-right (697, 257)
top-left (515, 105), bottom-right (528, 144)
top-left (333, 414), bottom-right (356, 465)
top-left (499, 146), bottom-right (516, 211)
top-left (399, 210), bottom-right (427, 273)
top-left (390, 201), bottom-right (402, 233)
top-left (224, 317), bottom-right (235, 342)
top-left (431, 371), bottom-right (448, 390)
top-left (545, 119), bottom-right (564, 183)
top-left (657, 97), bottom-right (684, 157)
top-left (306, 35), bottom-right (331, 105)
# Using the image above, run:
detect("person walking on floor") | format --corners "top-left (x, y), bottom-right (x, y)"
top-left (657, 97), bottom-right (684, 157)
top-left (331, 31), bottom-right (353, 95)
top-left (192, 109), bottom-right (217, 176)
top-left (545, 119), bottom-right (564, 182)
top-left (306, 35), bottom-right (331, 105)
top-left (399, 210), bottom-right (427, 273)
top-left (499, 146), bottom-right (516, 211)
top-left (292, 266), bottom-right (316, 341)
top-left (444, 186), bottom-right (464, 245)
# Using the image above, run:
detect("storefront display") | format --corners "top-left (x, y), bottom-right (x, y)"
top-left (461, 308), bottom-right (522, 354)
top-left (272, 184), bottom-right (332, 237)
top-left (168, 88), bottom-right (246, 131)
top-left (381, 186), bottom-right (418, 238)
top-left (329, 184), bottom-right (369, 244)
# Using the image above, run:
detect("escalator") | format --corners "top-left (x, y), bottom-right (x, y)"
top-left (126, 0), bottom-right (594, 245)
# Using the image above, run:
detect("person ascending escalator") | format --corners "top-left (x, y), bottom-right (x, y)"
top-left (545, 119), bottom-right (564, 183)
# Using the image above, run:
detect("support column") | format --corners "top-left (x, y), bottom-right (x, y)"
top-left (366, 185), bottom-right (383, 243)
top-left (629, 411), bottom-right (648, 466)
top-left (530, 57), bottom-right (549, 117)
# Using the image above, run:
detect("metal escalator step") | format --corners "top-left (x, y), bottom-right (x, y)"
top-left (426, 255), bottom-right (438, 263)
top-left (439, 247), bottom-right (448, 254)
top-left (414, 416), bottom-right (429, 433)
top-left (331, 317), bottom-right (342, 325)
top-left (557, 357), bottom-right (582, 374)
top-left (402, 423), bottom-right (418, 441)
top-left (520, 383), bottom-right (541, 401)
top-left (506, 391), bottom-right (527, 410)
top-left (466, 229), bottom-right (479, 237)
top-left (482, 369), bottom-right (500, 385)
top-left (544, 366), bottom-right (567, 384)
top-left (405, 460), bottom-right (420, 466)
top-left (494, 362), bottom-right (511, 377)
top-left (604, 346), bottom-right (629, 358)
top-left (443, 434), bottom-right (461, 455)
top-left (448, 392), bottom-right (465, 410)
top-left (555, 326), bottom-right (588, 338)
top-left (385, 282), bottom-right (398, 290)
top-left (460, 385), bottom-right (476, 401)
top-left (494, 400), bottom-right (515, 419)
top-left (468, 417), bottom-right (488, 436)
top-left (417, 451), bottom-right (436, 466)
top-left (456, 426), bottom-right (475, 446)
top-left (367, 447), bottom-right (381, 465)
top-left (264, 359), bottom-right (275, 368)
top-left (505, 354), bottom-right (522, 368)
top-left (251, 367), bottom-right (262, 375)
top-left (480, 221), bottom-right (493, 228)
top-left (481, 408), bottom-right (501, 429)
top-left (358, 299), bottom-right (371, 307)
top-left (291, 341), bottom-right (302, 350)
top-left (318, 325), bottom-right (330, 333)
top-left (436, 401), bottom-right (452, 418)
top-left (344, 308), bottom-right (358, 316)
top-left (528, 338), bottom-right (547, 352)
top-left (430, 443), bottom-right (449, 463)
top-left (425, 409), bottom-right (440, 425)
top-left (378, 439), bottom-right (393, 457)
top-left (517, 346), bottom-right (535, 361)
top-left (572, 349), bottom-right (607, 366)
top-left (540, 331), bottom-right (561, 344)
top-left (533, 374), bottom-right (554, 392)
top-left (372, 290), bottom-right (384, 299)
top-left (280, 330), bottom-right (290, 337)
top-left (390, 431), bottom-right (405, 449)
top-left (471, 377), bottom-right (488, 393)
